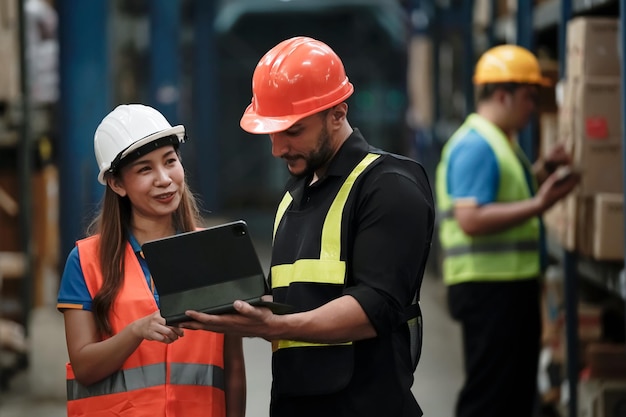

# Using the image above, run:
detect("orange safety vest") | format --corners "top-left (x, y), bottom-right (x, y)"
top-left (66, 235), bottom-right (226, 417)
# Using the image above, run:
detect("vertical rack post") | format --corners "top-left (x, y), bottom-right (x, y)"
top-left (462, 0), bottom-right (475, 115)
top-left (557, 1), bottom-right (579, 417)
top-left (149, 0), bottom-right (180, 123)
top-left (191, 0), bottom-right (220, 211)
top-left (619, 0), bottom-right (626, 364)
top-left (516, 1), bottom-right (535, 160)
top-left (17, 0), bottom-right (33, 331)
top-left (57, 0), bottom-right (109, 261)
top-left (487, 0), bottom-right (497, 47)
top-left (563, 249), bottom-right (579, 417)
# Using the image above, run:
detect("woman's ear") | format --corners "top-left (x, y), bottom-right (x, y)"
top-left (107, 176), bottom-right (127, 197)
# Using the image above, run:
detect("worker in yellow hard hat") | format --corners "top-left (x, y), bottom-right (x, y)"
top-left (435, 45), bottom-right (579, 417)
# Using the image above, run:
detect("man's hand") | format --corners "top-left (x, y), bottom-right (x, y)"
top-left (542, 143), bottom-right (571, 172)
top-left (179, 301), bottom-right (278, 340)
top-left (535, 167), bottom-right (580, 211)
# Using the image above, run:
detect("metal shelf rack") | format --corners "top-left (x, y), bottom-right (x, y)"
top-left (411, 0), bottom-right (626, 416)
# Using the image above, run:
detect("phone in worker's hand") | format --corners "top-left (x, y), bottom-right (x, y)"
top-left (553, 166), bottom-right (580, 186)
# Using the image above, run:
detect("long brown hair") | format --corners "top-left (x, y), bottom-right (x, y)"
top-left (87, 155), bottom-right (202, 336)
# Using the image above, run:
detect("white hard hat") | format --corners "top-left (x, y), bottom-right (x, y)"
top-left (94, 104), bottom-right (186, 184)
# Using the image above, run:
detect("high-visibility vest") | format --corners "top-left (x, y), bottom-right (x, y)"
top-left (66, 235), bottom-right (226, 417)
top-left (270, 152), bottom-right (424, 396)
top-left (435, 113), bottom-right (540, 285)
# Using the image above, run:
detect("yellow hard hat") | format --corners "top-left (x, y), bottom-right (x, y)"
top-left (473, 45), bottom-right (552, 86)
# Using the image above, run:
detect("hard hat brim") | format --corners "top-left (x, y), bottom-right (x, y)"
top-left (239, 105), bottom-right (304, 134)
top-left (538, 76), bottom-right (553, 87)
top-left (473, 75), bottom-right (553, 87)
top-left (97, 125), bottom-right (185, 184)
top-left (119, 125), bottom-right (185, 160)
top-left (239, 82), bottom-right (354, 135)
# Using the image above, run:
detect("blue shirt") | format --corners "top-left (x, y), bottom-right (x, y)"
top-left (447, 129), bottom-right (500, 205)
top-left (447, 127), bottom-right (547, 270)
top-left (56, 233), bottom-right (159, 311)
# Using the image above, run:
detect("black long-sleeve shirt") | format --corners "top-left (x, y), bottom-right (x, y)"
top-left (269, 129), bottom-right (434, 417)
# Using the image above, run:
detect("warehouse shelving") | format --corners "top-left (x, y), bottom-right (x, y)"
top-left (418, 0), bottom-right (626, 416)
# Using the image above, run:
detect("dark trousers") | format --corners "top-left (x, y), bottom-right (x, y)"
top-left (448, 278), bottom-right (541, 417)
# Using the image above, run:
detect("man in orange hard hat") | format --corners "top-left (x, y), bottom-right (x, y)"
top-left (435, 45), bottom-right (579, 417)
top-left (182, 36), bottom-right (435, 417)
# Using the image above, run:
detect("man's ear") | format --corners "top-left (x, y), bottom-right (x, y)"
top-left (330, 103), bottom-right (348, 123)
top-left (495, 88), bottom-right (511, 106)
top-left (107, 176), bottom-right (127, 197)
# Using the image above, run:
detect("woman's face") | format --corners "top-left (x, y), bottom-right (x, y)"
top-left (108, 145), bottom-right (185, 223)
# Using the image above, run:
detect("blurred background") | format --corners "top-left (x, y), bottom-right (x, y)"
top-left (1, 1), bottom-right (626, 416)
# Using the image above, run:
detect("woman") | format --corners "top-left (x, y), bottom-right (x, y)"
top-left (57, 104), bottom-right (246, 417)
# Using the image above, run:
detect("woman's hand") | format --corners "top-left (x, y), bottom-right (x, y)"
top-left (131, 310), bottom-right (184, 343)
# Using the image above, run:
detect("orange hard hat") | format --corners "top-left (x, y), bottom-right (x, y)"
top-left (240, 36), bottom-right (354, 134)
top-left (473, 45), bottom-right (551, 86)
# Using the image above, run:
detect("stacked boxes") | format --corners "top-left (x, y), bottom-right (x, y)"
top-left (0, 0), bottom-right (19, 103)
top-left (579, 379), bottom-right (626, 417)
top-left (0, 165), bottom-right (60, 309)
top-left (566, 18), bottom-right (621, 79)
top-left (545, 17), bottom-right (625, 261)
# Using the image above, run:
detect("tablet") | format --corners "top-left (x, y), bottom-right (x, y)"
top-left (141, 220), bottom-right (292, 325)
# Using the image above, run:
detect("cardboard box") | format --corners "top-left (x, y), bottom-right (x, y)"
top-left (496, 0), bottom-right (516, 17)
top-left (562, 194), bottom-right (578, 252)
top-left (570, 139), bottom-right (623, 195)
top-left (562, 77), bottom-right (623, 195)
top-left (0, 0), bottom-right (20, 102)
top-left (563, 193), bottom-right (624, 261)
top-left (557, 80), bottom-right (574, 143)
top-left (571, 77), bottom-right (622, 142)
top-left (553, 303), bottom-right (604, 365)
top-left (538, 59), bottom-right (559, 113)
top-left (0, 165), bottom-right (59, 307)
top-left (591, 194), bottom-right (624, 261)
top-left (407, 36), bottom-right (433, 128)
top-left (539, 113), bottom-right (559, 159)
top-left (579, 379), bottom-right (601, 417)
top-left (585, 343), bottom-right (626, 379)
top-left (473, 0), bottom-right (491, 29)
top-left (566, 17), bottom-right (620, 78)
top-left (544, 198), bottom-right (567, 246)
top-left (596, 380), bottom-right (626, 417)
top-left (555, 302), bottom-right (603, 341)
top-left (578, 303), bottom-right (604, 341)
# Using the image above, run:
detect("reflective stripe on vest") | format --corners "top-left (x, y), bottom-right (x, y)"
top-left (438, 210), bottom-right (539, 256)
top-left (435, 114), bottom-right (540, 284)
top-left (67, 363), bottom-right (224, 401)
top-left (271, 153), bottom-right (380, 351)
top-left (443, 240), bottom-right (539, 257)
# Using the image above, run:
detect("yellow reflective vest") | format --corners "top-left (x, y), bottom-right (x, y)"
top-left (269, 153), bottom-right (381, 396)
top-left (435, 114), bottom-right (541, 285)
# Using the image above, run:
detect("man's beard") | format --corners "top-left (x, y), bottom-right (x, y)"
top-left (289, 126), bottom-right (334, 180)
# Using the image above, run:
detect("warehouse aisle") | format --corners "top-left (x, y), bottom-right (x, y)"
top-left (413, 273), bottom-right (464, 416)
